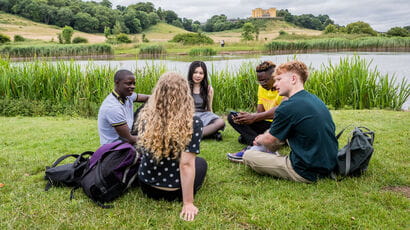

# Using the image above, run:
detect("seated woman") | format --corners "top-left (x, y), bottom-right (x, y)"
top-left (133, 72), bottom-right (207, 221)
top-left (188, 61), bottom-right (225, 141)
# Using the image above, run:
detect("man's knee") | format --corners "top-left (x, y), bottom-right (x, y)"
top-left (243, 150), bottom-right (259, 165)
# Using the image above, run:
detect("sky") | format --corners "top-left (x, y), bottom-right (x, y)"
top-left (101, 0), bottom-right (410, 32)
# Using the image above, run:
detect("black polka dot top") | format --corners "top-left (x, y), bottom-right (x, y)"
top-left (137, 116), bottom-right (203, 188)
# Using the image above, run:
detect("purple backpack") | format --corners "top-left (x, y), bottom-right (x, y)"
top-left (80, 141), bottom-right (140, 208)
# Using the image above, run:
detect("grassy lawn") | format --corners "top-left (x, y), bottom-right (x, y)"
top-left (0, 110), bottom-right (409, 229)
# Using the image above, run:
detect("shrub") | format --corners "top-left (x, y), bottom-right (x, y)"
top-left (346, 21), bottom-right (377, 36)
top-left (116, 33), bottom-right (131, 43)
top-left (139, 45), bottom-right (166, 56)
top-left (279, 30), bottom-right (288, 36)
top-left (72, 36), bottom-right (88, 43)
top-left (0, 33), bottom-right (11, 44)
top-left (62, 26), bottom-right (74, 44)
top-left (170, 33), bottom-right (214, 45)
top-left (386, 27), bottom-right (410, 37)
top-left (324, 24), bottom-right (337, 34)
top-left (14, 35), bottom-right (25, 42)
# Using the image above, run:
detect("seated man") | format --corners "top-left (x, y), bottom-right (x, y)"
top-left (242, 61), bottom-right (338, 183)
top-left (228, 61), bottom-right (284, 146)
top-left (98, 69), bottom-right (149, 145)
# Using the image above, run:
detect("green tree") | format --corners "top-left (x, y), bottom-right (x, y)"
top-left (147, 12), bottom-right (160, 26)
top-left (112, 20), bottom-right (122, 35)
top-left (100, 0), bottom-right (112, 8)
top-left (104, 26), bottom-right (111, 38)
top-left (62, 26), bottom-right (74, 44)
top-left (73, 12), bottom-right (99, 33)
top-left (172, 19), bottom-right (183, 28)
top-left (346, 21), bottom-right (377, 36)
top-left (164, 10), bottom-right (178, 24)
top-left (55, 7), bottom-right (74, 27)
top-left (241, 22), bottom-right (255, 41)
top-left (324, 24), bottom-right (337, 34)
top-left (386, 27), bottom-right (409, 37)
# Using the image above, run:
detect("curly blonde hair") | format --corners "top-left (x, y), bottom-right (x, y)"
top-left (134, 72), bottom-right (194, 161)
top-left (275, 60), bottom-right (309, 83)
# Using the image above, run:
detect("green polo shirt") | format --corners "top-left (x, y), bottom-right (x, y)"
top-left (269, 90), bottom-right (338, 181)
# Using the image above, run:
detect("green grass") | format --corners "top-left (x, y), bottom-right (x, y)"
top-left (188, 47), bottom-right (217, 56)
top-left (0, 110), bottom-right (409, 228)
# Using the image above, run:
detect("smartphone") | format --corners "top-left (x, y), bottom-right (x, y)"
top-left (230, 111), bottom-right (239, 117)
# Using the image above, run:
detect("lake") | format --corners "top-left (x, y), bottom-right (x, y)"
top-left (72, 52), bottom-right (410, 110)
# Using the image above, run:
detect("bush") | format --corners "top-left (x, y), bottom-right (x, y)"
top-left (14, 35), bottom-right (25, 42)
top-left (346, 21), bottom-right (377, 36)
top-left (72, 36), bottom-right (88, 43)
top-left (279, 30), bottom-right (288, 36)
top-left (62, 26), bottom-right (74, 44)
top-left (0, 33), bottom-right (11, 44)
top-left (170, 33), bottom-right (214, 45)
top-left (138, 45), bottom-right (166, 56)
top-left (189, 48), bottom-right (217, 56)
top-left (386, 27), bottom-right (410, 37)
top-left (116, 33), bottom-right (131, 43)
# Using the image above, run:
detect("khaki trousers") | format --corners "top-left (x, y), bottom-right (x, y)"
top-left (243, 150), bottom-right (312, 183)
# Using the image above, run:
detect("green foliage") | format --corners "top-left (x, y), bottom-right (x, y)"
top-left (170, 33), bottom-right (214, 45)
top-left (0, 111), bottom-right (409, 228)
top-left (104, 26), bottom-right (111, 38)
top-left (72, 37), bottom-right (88, 44)
top-left (279, 30), bottom-right (288, 36)
top-left (241, 22), bottom-right (255, 41)
top-left (0, 33), bottom-right (11, 44)
top-left (142, 33), bottom-right (149, 43)
top-left (386, 27), bottom-right (410, 37)
top-left (62, 26), bottom-right (74, 44)
top-left (138, 45), bottom-right (167, 56)
top-left (13, 34), bottom-right (25, 42)
top-left (0, 57), bottom-right (408, 117)
top-left (265, 37), bottom-right (410, 52)
top-left (188, 48), bottom-right (217, 56)
top-left (277, 9), bottom-right (334, 30)
top-left (57, 33), bottom-right (63, 44)
top-left (116, 33), bottom-right (131, 44)
top-left (346, 21), bottom-right (377, 36)
top-left (0, 44), bottom-right (113, 58)
top-left (324, 24), bottom-right (338, 34)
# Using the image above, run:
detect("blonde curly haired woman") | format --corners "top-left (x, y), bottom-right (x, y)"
top-left (133, 72), bottom-right (207, 221)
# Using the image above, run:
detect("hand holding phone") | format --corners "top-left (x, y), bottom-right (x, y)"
top-left (230, 111), bottom-right (239, 117)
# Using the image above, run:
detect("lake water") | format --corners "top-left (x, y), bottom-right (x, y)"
top-left (73, 52), bottom-right (410, 110)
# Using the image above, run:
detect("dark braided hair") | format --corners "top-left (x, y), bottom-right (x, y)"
top-left (187, 61), bottom-right (209, 110)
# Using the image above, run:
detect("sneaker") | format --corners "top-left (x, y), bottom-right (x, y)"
top-left (214, 132), bottom-right (223, 141)
top-left (227, 146), bottom-right (250, 163)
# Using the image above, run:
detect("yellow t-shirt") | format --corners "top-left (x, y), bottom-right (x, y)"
top-left (257, 85), bottom-right (283, 122)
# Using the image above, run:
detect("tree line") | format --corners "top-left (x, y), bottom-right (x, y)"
top-left (0, 0), bottom-right (337, 34)
top-left (0, 0), bottom-right (201, 33)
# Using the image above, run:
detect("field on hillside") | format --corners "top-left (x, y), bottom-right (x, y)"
top-left (0, 11), bottom-right (320, 45)
top-left (0, 12), bottom-right (105, 43)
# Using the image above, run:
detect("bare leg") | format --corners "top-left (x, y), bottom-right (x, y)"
top-left (202, 118), bottom-right (225, 137)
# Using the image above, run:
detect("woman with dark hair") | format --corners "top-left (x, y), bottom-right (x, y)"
top-left (187, 61), bottom-right (225, 141)
top-left (134, 72), bottom-right (207, 221)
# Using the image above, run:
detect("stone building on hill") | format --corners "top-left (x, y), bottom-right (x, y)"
top-left (251, 8), bottom-right (277, 18)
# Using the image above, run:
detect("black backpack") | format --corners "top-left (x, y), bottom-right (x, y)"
top-left (334, 126), bottom-right (375, 177)
top-left (80, 141), bottom-right (140, 208)
top-left (44, 151), bottom-right (93, 191)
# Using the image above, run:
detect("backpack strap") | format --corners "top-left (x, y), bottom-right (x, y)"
top-left (50, 154), bottom-right (80, 168)
top-left (336, 125), bottom-right (354, 139)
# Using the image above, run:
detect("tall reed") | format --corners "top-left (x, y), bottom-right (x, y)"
top-left (265, 37), bottom-right (410, 53)
top-left (0, 57), bottom-right (408, 117)
top-left (189, 48), bottom-right (217, 56)
top-left (138, 45), bottom-right (167, 57)
top-left (0, 44), bottom-right (113, 58)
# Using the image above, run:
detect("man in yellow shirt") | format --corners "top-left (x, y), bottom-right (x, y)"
top-left (227, 61), bottom-right (284, 162)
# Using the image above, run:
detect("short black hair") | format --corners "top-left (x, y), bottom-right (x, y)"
top-left (256, 61), bottom-right (276, 73)
top-left (114, 69), bottom-right (134, 82)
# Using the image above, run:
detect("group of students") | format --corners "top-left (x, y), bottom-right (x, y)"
top-left (97, 60), bottom-right (339, 221)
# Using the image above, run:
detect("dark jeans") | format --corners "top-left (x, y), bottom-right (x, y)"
top-left (139, 157), bottom-right (208, 201)
top-left (227, 113), bottom-right (272, 146)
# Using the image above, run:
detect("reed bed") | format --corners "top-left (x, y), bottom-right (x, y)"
top-left (138, 45), bottom-right (167, 56)
top-left (188, 48), bottom-right (217, 56)
top-left (0, 44), bottom-right (113, 58)
top-left (0, 56), bottom-right (408, 117)
top-left (265, 37), bottom-right (410, 53)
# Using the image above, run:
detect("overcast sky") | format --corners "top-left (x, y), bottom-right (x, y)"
top-left (102, 0), bottom-right (410, 32)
